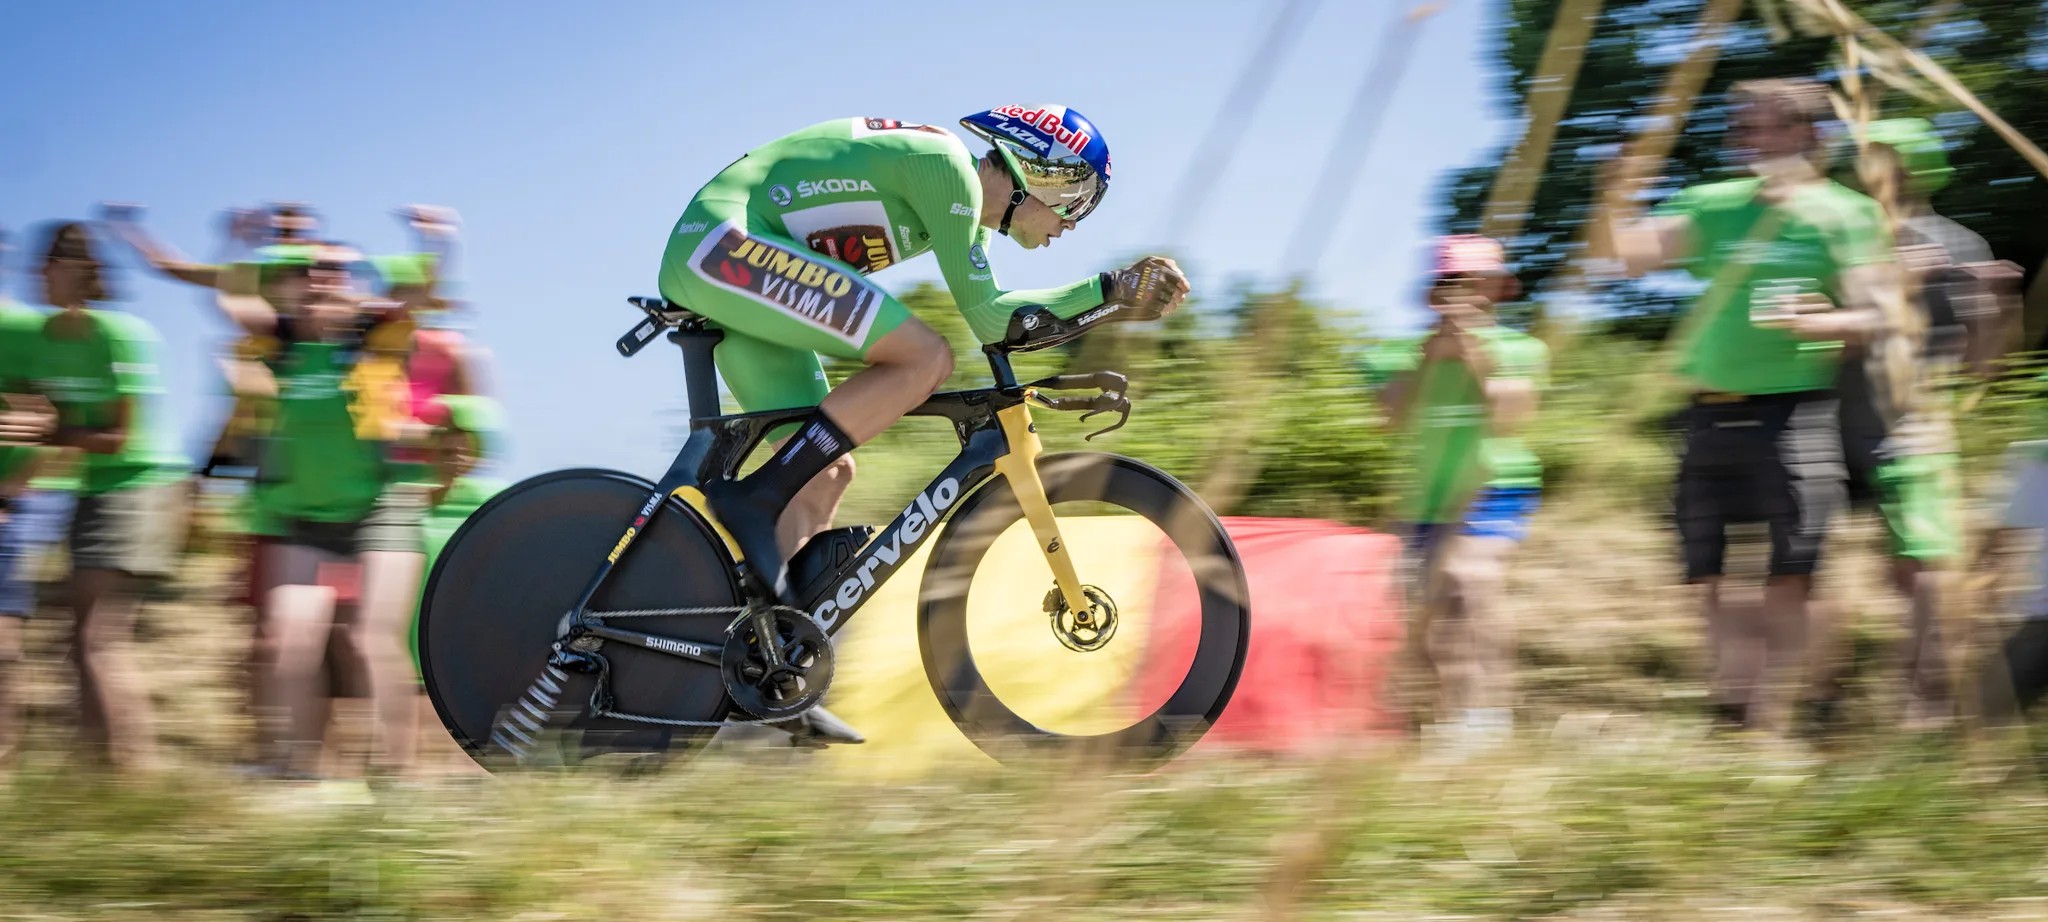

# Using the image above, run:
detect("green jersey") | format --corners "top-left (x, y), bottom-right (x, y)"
top-left (248, 341), bottom-right (392, 528)
top-left (0, 301), bottom-right (44, 485)
top-left (1656, 178), bottom-right (1892, 395)
top-left (670, 117), bottom-right (1104, 346)
top-left (25, 310), bottom-right (185, 496)
top-left (1366, 325), bottom-right (1549, 523)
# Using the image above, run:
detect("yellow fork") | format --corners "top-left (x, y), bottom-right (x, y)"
top-left (994, 398), bottom-right (1091, 614)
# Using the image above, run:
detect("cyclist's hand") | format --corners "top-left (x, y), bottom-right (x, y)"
top-left (1105, 256), bottom-right (1190, 321)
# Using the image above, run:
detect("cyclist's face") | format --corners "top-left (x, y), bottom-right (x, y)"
top-left (1006, 197), bottom-right (1076, 250)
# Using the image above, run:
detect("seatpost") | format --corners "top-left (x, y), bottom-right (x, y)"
top-left (670, 326), bottom-right (725, 423)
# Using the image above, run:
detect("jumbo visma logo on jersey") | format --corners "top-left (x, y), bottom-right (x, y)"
top-left (690, 222), bottom-right (884, 347)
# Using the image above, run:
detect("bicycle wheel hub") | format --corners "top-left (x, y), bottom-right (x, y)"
top-left (721, 608), bottom-right (835, 719)
top-left (1046, 585), bottom-right (1118, 653)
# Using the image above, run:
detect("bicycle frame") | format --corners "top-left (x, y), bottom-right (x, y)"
top-left (564, 323), bottom-right (1095, 669)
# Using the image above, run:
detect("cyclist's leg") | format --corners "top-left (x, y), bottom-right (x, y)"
top-left (713, 330), bottom-right (856, 555)
top-left (661, 206), bottom-right (950, 592)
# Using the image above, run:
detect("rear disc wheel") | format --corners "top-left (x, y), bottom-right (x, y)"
top-left (419, 469), bottom-right (742, 770)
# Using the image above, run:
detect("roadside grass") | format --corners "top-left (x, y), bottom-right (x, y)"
top-left (3, 724), bottom-right (2047, 920)
top-left (6, 459), bottom-right (2048, 918)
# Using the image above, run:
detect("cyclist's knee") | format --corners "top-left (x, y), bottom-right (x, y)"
top-left (0, 618), bottom-right (20, 665)
top-left (870, 320), bottom-right (953, 391)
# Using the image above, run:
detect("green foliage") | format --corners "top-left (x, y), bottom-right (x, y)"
top-left (1443, 0), bottom-right (2048, 333)
top-left (830, 283), bottom-right (1407, 528)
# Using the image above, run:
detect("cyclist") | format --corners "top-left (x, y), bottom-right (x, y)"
top-left (656, 106), bottom-right (1190, 602)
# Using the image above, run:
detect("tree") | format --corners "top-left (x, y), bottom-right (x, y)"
top-left (1440, 0), bottom-right (2048, 339)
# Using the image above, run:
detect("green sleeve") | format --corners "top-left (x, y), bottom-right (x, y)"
top-left (1653, 186), bottom-right (1707, 277)
top-left (897, 152), bottom-right (1105, 343)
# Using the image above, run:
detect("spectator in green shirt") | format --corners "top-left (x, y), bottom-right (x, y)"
top-left (1364, 235), bottom-right (1546, 746)
top-left (23, 222), bottom-right (190, 772)
top-left (1594, 78), bottom-right (1902, 735)
top-left (219, 245), bottom-right (429, 780)
top-left (0, 226), bottom-right (68, 770)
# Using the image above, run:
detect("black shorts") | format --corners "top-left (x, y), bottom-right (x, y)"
top-left (1676, 391), bottom-right (1845, 582)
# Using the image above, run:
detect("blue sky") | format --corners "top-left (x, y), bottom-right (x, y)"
top-left (0, 0), bottom-right (1512, 479)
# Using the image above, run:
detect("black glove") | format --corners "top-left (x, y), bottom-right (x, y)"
top-left (1101, 256), bottom-right (1190, 321)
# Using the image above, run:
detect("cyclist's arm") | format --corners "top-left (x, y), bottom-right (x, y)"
top-left (898, 153), bottom-right (1104, 344)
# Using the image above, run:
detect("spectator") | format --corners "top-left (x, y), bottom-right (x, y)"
top-left (21, 222), bottom-right (190, 771)
top-left (1811, 117), bottom-right (2024, 732)
top-left (102, 202), bottom-right (327, 479)
top-left (409, 394), bottom-right (508, 773)
top-left (1363, 235), bottom-right (1547, 744)
top-left (0, 227), bottom-right (70, 770)
top-left (221, 245), bottom-right (428, 780)
top-left (1594, 78), bottom-right (1901, 734)
top-left (1988, 428), bottom-right (2048, 718)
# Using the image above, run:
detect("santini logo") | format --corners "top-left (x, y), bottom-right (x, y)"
top-left (812, 477), bottom-right (962, 630)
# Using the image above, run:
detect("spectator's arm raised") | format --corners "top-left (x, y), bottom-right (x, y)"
top-left (98, 203), bottom-right (224, 290)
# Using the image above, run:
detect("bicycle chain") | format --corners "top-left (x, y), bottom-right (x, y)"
top-left (579, 604), bottom-right (818, 728)
top-left (591, 707), bottom-right (802, 728)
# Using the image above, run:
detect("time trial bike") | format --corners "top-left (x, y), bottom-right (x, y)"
top-left (418, 296), bottom-right (1251, 768)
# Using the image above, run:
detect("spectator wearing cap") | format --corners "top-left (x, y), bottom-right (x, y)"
top-left (1805, 117), bottom-right (2025, 732)
top-left (1593, 78), bottom-right (1901, 734)
top-left (1361, 234), bottom-right (1548, 745)
top-left (407, 394), bottom-right (508, 773)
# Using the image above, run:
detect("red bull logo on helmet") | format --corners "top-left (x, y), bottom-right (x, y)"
top-left (989, 105), bottom-right (1093, 156)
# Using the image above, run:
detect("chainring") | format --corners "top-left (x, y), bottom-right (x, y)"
top-left (721, 608), bottom-right (835, 719)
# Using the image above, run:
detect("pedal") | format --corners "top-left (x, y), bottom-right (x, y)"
top-left (785, 705), bottom-right (865, 748)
